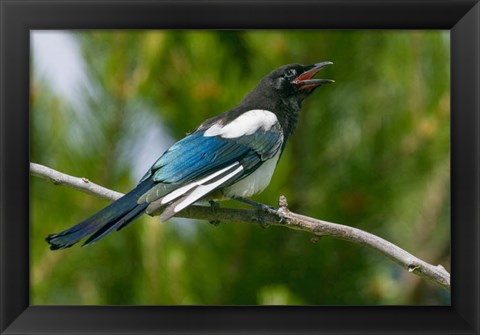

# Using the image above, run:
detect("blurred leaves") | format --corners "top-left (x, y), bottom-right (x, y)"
top-left (30, 30), bottom-right (450, 305)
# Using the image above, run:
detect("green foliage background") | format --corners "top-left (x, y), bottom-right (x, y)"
top-left (30, 30), bottom-right (450, 305)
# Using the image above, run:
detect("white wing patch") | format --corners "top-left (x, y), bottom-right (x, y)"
top-left (204, 109), bottom-right (278, 139)
top-left (154, 163), bottom-right (245, 221)
top-left (173, 165), bottom-right (244, 213)
top-left (160, 163), bottom-right (240, 205)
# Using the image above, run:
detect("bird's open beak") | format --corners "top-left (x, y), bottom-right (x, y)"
top-left (293, 61), bottom-right (334, 90)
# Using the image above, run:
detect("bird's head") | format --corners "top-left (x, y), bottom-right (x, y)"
top-left (257, 62), bottom-right (334, 111)
top-left (272, 62), bottom-right (334, 96)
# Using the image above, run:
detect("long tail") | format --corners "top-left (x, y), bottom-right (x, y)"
top-left (46, 179), bottom-right (155, 250)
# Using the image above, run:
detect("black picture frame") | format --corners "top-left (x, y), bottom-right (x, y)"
top-left (1, 0), bottom-right (479, 334)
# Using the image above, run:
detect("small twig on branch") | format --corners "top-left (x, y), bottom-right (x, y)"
top-left (30, 162), bottom-right (451, 291)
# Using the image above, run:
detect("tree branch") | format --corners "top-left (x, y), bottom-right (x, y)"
top-left (30, 162), bottom-right (124, 201)
top-left (30, 162), bottom-right (451, 291)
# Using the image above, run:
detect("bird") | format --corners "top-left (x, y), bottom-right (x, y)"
top-left (46, 62), bottom-right (334, 250)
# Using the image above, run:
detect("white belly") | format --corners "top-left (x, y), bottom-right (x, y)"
top-left (222, 151), bottom-right (281, 198)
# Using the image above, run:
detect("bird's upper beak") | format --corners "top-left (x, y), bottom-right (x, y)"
top-left (292, 61), bottom-right (334, 90)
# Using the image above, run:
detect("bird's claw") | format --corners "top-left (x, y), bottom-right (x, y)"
top-left (264, 204), bottom-right (276, 211)
top-left (260, 204), bottom-right (278, 216)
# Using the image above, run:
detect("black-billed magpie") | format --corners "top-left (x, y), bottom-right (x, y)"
top-left (46, 62), bottom-right (334, 250)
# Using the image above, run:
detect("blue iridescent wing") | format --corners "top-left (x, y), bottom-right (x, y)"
top-left (136, 124), bottom-right (283, 222)
top-left (147, 124), bottom-right (283, 184)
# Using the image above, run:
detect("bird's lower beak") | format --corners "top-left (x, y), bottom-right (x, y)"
top-left (293, 61), bottom-right (334, 90)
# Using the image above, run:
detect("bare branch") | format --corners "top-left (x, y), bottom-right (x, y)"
top-left (30, 162), bottom-right (451, 291)
top-left (30, 163), bottom-right (123, 201)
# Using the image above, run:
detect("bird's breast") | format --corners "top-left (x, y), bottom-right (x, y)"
top-left (222, 151), bottom-right (281, 198)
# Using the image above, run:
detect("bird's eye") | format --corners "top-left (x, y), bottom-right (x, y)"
top-left (284, 69), bottom-right (297, 79)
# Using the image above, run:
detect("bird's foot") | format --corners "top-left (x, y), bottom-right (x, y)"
top-left (209, 200), bottom-right (221, 226)
top-left (231, 195), bottom-right (278, 216)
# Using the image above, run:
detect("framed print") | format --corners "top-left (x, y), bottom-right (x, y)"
top-left (1, 0), bottom-right (479, 334)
